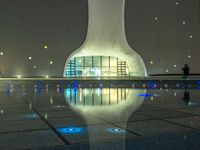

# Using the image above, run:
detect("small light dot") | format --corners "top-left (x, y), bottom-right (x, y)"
top-left (155, 17), bottom-right (158, 21)
top-left (44, 113), bottom-right (48, 120)
top-left (33, 66), bottom-right (37, 69)
top-left (17, 75), bottom-right (22, 78)
top-left (184, 135), bottom-right (187, 140)
top-left (150, 61), bottom-right (154, 64)
top-left (0, 52), bottom-right (4, 56)
top-left (188, 55), bottom-right (191, 58)
top-left (28, 57), bottom-right (32, 60)
top-left (0, 109), bottom-right (4, 114)
top-left (114, 129), bottom-right (120, 132)
top-left (182, 21), bottom-right (186, 25)
top-left (44, 45), bottom-right (48, 49)
top-left (151, 97), bottom-right (154, 101)
top-left (176, 2), bottom-right (179, 6)
top-left (174, 64), bottom-right (177, 68)
top-left (46, 75), bottom-right (49, 78)
top-left (49, 61), bottom-right (53, 64)
top-left (166, 69), bottom-right (169, 73)
top-left (189, 35), bottom-right (193, 39)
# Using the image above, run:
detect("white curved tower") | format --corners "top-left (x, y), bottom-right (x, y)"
top-left (64, 0), bottom-right (147, 77)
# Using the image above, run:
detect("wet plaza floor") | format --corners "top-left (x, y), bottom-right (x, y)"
top-left (0, 79), bottom-right (200, 150)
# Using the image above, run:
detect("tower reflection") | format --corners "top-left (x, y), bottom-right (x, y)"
top-left (64, 87), bottom-right (145, 150)
top-left (65, 88), bottom-right (129, 105)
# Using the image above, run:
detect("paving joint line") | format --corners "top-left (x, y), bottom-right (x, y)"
top-left (23, 97), bottom-right (71, 145)
top-left (152, 105), bottom-right (200, 117)
top-left (134, 112), bottom-right (198, 130)
top-left (90, 114), bottom-right (142, 137)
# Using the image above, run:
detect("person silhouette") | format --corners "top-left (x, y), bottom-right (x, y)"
top-left (182, 64), bottom-right (190, 78)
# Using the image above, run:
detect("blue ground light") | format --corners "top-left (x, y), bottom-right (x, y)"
top-left (106, 128), bottom-right (126, 134)
top-left (58, 127), bottom-right (86, 134)
top-left (137, 93), bottom-right (154, 97)
top-left (150, 81), bottom-right (155, 89)
top-left (59, 80), bottom-right (63, 84)
top-left (38, 88), bottom-right (42, 96)
top-left (59, 87), bottom-right (63, 94)
top-left (73, 81), bottom-right (79, 91)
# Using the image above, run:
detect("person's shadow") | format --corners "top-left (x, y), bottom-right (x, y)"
top-left (183, 89), bottom-right (191, 105)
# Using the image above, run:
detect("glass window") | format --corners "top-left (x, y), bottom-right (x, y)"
top-left (101, 66), bottom-right (109, 76)
top-left (65, 56), bottom-right (129, 77)
top-left (110, 57), bottom-right (117, 67)
top-left (76, 57), bottom-right (84, 67)
top-left (75, 67), bottom-right (83, 76)
top-left (93, 56), bottom-right (101, 67)
top-left (102, 56), bottom-right (109, 67)
top-left (85, 57), bottom-right (93, 67)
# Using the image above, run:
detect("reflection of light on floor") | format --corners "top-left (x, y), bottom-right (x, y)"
top-left (137, 93), bottom-right (154, 97)
top-left (6, 88), bottom-right (10, 96)
top-left (96, 88), bottom-right (102, 96)
top-left (29, 103), bottom-right (32, 109)
top-left (58, 127), bottom-right (85, 134)
top-left (66, 89), bottom-right (71, 96)
top-left (0, 109), bottom-right (4, 114)
top-left (106, 128), bottom-right (126, 134)
top-left (44, 113), bottom-right (48, 120)
top-left (188, 102), bottom-right (197, 106)
top-left (53, 105), bottom-right (65, 108)
top-left (25, 113), bottom-right (39, 119)
top-left (60, 80), bottom-right (63, 84)
top-left (83, 89), bottom-right (88, 96)
top-left (50, 96), bottom-right (53, 104)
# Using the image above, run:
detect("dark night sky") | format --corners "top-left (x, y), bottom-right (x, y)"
top-left (0, 0), bottom-right (199, 77)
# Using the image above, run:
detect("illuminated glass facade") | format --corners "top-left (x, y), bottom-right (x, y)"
top-left (65, 56), bottom-right (129, 77)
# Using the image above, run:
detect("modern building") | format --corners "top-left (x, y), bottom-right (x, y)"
top-left (64, 0), bottom-right (147, 77)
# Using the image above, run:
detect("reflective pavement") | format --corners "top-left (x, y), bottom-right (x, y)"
top-left (0, 80), bottom-right (200, 150)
